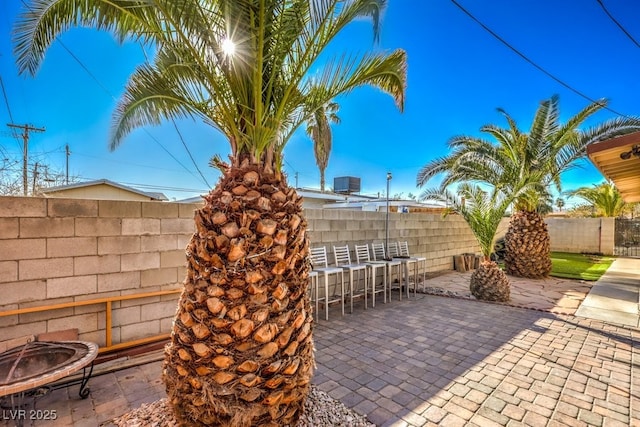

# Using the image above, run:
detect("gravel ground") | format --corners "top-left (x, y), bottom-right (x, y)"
top-left (421, 286), bottom-right (470, 298)
top-left (106, 385), bottom-right (374, 427)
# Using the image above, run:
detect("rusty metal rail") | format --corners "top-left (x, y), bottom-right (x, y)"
top-left (0, 289), bottom-right (181, 353)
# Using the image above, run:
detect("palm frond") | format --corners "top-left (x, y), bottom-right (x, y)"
top-left (420, 183), bottom-right (517, 258)
top-left (417, 94), bottom-right (640, 215)
top-left (16, 0), bottom-right (406, 173)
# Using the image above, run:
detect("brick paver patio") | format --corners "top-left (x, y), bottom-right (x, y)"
top-left (313, 295), bottom-right (640, 426)
top-left (422, 271), bottom-right (593, 315)
top-left (2, 294), bottom-right (638, 426)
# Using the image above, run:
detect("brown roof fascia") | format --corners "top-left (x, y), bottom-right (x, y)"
top-left (586, 131), bottom-right (640, 156)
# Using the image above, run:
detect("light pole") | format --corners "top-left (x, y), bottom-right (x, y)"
top-left (385, 172), bottom-right (392, 259)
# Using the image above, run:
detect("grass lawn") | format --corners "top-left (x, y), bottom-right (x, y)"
top-left (550, 252), bottom-right (615, 281)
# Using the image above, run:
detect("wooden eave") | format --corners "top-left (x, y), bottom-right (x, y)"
top-left (587, 132), bottom-right (640, 203)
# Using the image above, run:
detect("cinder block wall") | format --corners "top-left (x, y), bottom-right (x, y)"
top-left (0, 197), bottom-right (199, 347)
top-left (545, 217), bottom-right (614, 255)
top-left (306, 209), bottom-right (482, 271)
top-left (0, 197), bottom-right (482, 348)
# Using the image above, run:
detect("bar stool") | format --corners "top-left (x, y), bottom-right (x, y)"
top-left (389, 242), bottom-right (417, 298)
top-left (355, 244), bottom-right (387, 306)
top-left (371, 242), bottom-right (403, 300)
top-left (399, 241), bottom-right (427, 292)
top-left (333, 245), bottom-right (369, 312)
top-left (308, 270), bottom-right (319, 321)
top-left (310, 247), bottom-right (345, 320)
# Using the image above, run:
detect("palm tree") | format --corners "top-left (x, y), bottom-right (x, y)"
top-left (417, 95), bottom-right (640, 279)
top-left (306, 101), bottom-right (340, 191)
top-left (568, 182), bottom-right (626, 217)
top-left (14, 1), bottom-right (407, 425)
top-left (555, 197), bottom-right (565, 212)
top-left (421, 183), bottom-right (515, 302)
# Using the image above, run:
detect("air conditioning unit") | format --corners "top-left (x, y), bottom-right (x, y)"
top-left (334, 176), bottom-right (361, 194)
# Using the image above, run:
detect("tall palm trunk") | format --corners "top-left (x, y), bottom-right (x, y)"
top-left (163, 164), bottom-right (314, 426)
top-left (504, 210), bottom-right (552, 278)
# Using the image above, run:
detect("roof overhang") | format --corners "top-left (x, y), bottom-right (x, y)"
top-left (587, 132), bottom-right (640, 203)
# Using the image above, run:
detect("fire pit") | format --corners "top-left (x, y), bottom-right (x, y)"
top-left (0, 341), bottom-right (98, 398)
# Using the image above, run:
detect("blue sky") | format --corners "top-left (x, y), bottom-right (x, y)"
top-left (2, 1), bottom-right (640, 202)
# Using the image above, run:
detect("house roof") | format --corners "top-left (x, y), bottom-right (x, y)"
top-left (587, 132), bottom-right (640, 203)
top-left (42, 179), bottom-right (169, 201)
top-left (176, 188), bottom-right (375, 205)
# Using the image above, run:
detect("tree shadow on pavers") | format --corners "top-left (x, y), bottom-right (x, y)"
top-left (310, 295), bottom-right (637, 426)
top-left (562, 318), bottom-right (640, 349)
top-left (508, 317), bottom-right (640, 400)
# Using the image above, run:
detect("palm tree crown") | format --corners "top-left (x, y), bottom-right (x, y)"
top-left (306, 101), bottom-right (340, 191)
top-left (416, 95), bottom-right (640, 210)
top-left (15, 0), bottom-right (406, 174)
top-left (568, 182), bottom-right (626, 217)
top-left (417, 95), bottom-right (640, 279)
top-left (14, 1), bottom-right (407, 425)
top-left (421, 183), bottom-right (512, 260)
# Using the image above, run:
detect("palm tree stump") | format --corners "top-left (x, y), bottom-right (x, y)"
top-left (163, 166), bottom-right (314, 426)
top-left (504, 210), bottom-right (552, 279)
top-left (470, 260), bottom-right (510, 302)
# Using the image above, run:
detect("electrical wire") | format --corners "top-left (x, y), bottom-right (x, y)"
top-left (596, 0), bottom-right (640, 49)
top-left (0, 75), bottom-right (23, 151)
top-left (172, 121), bottom-right (211, 187)
top-left (450, 0), bottom-right (634, 119)
top-left (0, 159), bottom-right (208, 194)
top-left (73, 151), bottom-right (199, 173)
top-left (139, 44), bottom-right (211, 188)
top-left (18, 0), bottom-right (210, 188)
top-left (0, 75), bottom-right (15, 124)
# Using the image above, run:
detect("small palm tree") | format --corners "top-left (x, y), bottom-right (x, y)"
top-left (568, 182), bottom-right (626, 217)
top-left (555, 197), bottom-right (565, 212)
top-left (417, 95), bottom-right (640, 279)
top-left (306, 101), bottom-right (340, 192)
top-left (14, 1), bottom-right (406, 425)
top-left (421, 183), bottom-right (515, 302)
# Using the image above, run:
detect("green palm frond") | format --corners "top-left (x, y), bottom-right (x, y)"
top-left (16, 0), bottom-right (406, 174)
top-left (568, 182), bottom-right (626, 217)
top-left (14, 0), bottom-right (159, 76)
top-left (420, 183), bottom-right (518, 259)
top-left (416, 95), bottom-right (640, 214)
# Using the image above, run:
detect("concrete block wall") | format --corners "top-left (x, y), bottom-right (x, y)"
top-left (305, 209), bottom-right (481, 271)
top-left (0, 196), bottom-right (201, 347)
top-left (545, 217), bottom-right (615, 255)
top-left (0, 197), bottom-right (483, 348)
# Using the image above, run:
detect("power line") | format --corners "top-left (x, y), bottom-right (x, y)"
top-left (596, 0), bottom-right (640, 49)
top-left (73, 151), bottom-right (207, 174)
top-left (7, 123), bottom-right (45, 195)
top-left (139, 44), bottom-right (211, 188)
top-left (450, 0), bottom-right (634, 119)
top-left (0, 75), bottom-right (23, 151)
top-left (0, 76), bottom-right (15, 124)
top-left (18, 0), bottom-right (209, 188)
top-left (172, 121), bottom-right (211, 187)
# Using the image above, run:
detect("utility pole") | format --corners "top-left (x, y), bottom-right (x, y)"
top-left (65, 144), bottom-right (70, 184)
top-left (31, 162), bottom-right (39, 195)
top-left (6, 123), bottom-right (45, 195)
top-left (295, 172), bottom-right (299, 189)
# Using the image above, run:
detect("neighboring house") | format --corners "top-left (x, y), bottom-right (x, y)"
top-left (41, 179), bottom-right (168, 201)
top-left (178, 188), bottom-right (445, 213)
top-left (179, 188), bottom-right (353, 209)
top-left (296, 188), bottom-right (351, 209)
top-left (323, 198), bottom-right (445, 213)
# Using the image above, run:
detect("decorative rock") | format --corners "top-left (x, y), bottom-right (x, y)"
top-left (108, 385), bottom-right (374, 427)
